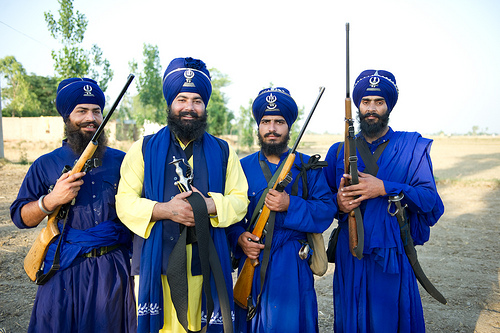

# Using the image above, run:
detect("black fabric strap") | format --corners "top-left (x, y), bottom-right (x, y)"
top-left (166, 223), bottom-right (190, 331)
top-left (355, 137), bottom-right (389, 176)
top-left (35, 204), bottom-right (71, 285)
top-left (184, 142), bottom-right (194, 161)
top-left (246, 153), bottom-right (285, 232)
top-left (167, 192), bottom-right (233, 333)
top-left (291, 153), bottom-right (327, 199)
top-left (246, 157), bottom-right (283, 319)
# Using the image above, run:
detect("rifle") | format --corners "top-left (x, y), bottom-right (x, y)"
top-left (23, 74), bottom-right (135, 282)
top-left (233, 86), bottom-right (325, 309)
top-left (344, 22), bottom-right (364, 259)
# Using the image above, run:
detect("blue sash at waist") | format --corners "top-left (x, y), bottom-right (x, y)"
top-left (43, 220), bottom-right (131, 273)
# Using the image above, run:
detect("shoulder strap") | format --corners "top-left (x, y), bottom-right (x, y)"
top-left (291, 153), bottom-right (327, 199)
top-left (336, 142), bottom-right (344, 159)
top-left (355, 137), bottom-right (389, 176)
top-left (247, 153), bottom-right (284, 231)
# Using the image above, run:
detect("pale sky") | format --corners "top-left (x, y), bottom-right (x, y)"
top-left (1, 0), bottom-right (499, 135)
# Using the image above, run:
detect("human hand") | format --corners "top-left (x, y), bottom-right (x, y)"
top-left (237, 231), bottom-right (265, 260)
top-left (152, 191), bottom-right (195, 226)
top-left (191, 186), bottom-right (216, 215)
top-left (43, 171), bottom-right (86, 210)
top-left (265, 189), bottom-right (290, 212)
top-left (338, 171), bottom-right (386, 210)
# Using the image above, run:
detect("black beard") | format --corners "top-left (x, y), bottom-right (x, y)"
top-left (64, 121), bottom-right (108, 158)
top-left (167, 108), bottom-right (207, 142)
top-left (258, 131), bottom-right (290, 157)
top-left (358, 111), bottom-right (390, 138)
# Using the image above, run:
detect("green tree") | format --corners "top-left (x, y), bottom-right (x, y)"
top-left (128, 44), bottom-right (166, 126)
top-left (207, 68), bottom-right (234, 136)
top-left (0, 56), bottom-right (40, 117)
top-left (237, 99), bottom-right (256, 150)
top-left (45, 0), bottom-right (113, 90)
top-left (24, 74), bottom-right (58, 116)
top-left (290, 106), bottom-right (304, 145)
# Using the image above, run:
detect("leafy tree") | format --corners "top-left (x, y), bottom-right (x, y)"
top-left (24, 74), bottom-right (58, 116)
top-left (290, 106), bottom-right (304, 145)
top-left (0, 56), bottom-right (40, 117)
top-left (128, 44), bottom-right (165, 126)
top-left (207, 68), bottom-right (234, 136)
top-left (237, 99), bottom-right (256, 150)
top-left (45, 0), bottom-right (113, 90)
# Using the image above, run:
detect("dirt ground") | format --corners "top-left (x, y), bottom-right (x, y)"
top-left (0, 135), bottom-right (499, 332)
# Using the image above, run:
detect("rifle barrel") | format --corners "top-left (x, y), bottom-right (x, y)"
top-left (346, 22), bottom-right (350, 99)
top-left (92, 74), bottom-right (135, 142)
top-left (290, 86), bottom-right (325, 153)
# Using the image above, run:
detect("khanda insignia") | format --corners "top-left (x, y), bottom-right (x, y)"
top-left (266, 93), bottom-right (278, 110)
top-left (368, 70), bottom-right (381, 91)
top-left (183, 69), bottom-right (196, 87)
top-left (169, 156), bottom-right (193, 193)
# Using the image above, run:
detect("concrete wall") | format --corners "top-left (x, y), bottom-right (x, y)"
top-left (2, 117), bottom-right (117, 142)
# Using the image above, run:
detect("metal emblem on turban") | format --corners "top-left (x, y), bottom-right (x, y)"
top-left (266, 93), bottom-right (278, 110)
top-left (183, 69), bottom-right (196, 87)
top-left (83, 85), bottom-right (94, 97)
top-left (369, 76), bottom-right (380, 88)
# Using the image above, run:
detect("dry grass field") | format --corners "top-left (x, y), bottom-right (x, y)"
top-left (1, 134), bottom-right (499, 332)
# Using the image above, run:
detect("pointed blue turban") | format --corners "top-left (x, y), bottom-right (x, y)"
top-left (352, 70), bottom-right (399, 113)
top-left (162, 57), bottom-right (212, 107)
top-left (55, 78), bottom-right (105, 120)
top-left (252, 87), bottom-right (298, 128)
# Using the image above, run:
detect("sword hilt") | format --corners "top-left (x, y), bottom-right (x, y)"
top-left (169, 156), bottom-right (193, 193)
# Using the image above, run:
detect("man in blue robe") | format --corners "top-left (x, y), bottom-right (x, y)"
top-left (116, 57), bottom-right (248, 333)
top-left (10, 78), bottom-right (136, 332)
top-left (226, 87), bottom-right (336, 333)
top-left (323, 70), bottom-right (445, 332)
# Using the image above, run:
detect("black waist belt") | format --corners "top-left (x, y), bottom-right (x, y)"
top-left (82, 244), bottom-right (121, 258)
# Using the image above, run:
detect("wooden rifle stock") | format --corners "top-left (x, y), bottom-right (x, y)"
top-left (344, 23), bottom-right (363, 259)
top-left (344, 95), bottom-right (359, 257)
top-left (23, 74), bottom-right (135, 281)
top-left (233, 86), bottom-right (325, 309)
top-left (233, 155), bottom-right (295, 309)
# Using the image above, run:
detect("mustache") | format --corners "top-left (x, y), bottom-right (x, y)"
top-left (65, 121), bottom-right (99, 135)
top-left (264, 131), bottom-right (282, 138)
top-left (79, 121), bottom-right (99, 128)
top-left (178, 111), bottom-right (199, 119)
top-left (361, 112), bottom-right (381, 120)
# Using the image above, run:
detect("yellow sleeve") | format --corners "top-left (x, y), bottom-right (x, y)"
top-left (208, 144), bottom-right (249, 228)
top-left (116, 137), bottom-right (157, 238)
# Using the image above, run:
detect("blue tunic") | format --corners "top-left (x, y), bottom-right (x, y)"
top-left (323, 128), bottom-right (445, 333)
top-left (10, 141), bottom-right (136, 333)
top-left (226, 150), bottom-right (336, 333)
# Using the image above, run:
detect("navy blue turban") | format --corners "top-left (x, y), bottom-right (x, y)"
top-left (162, 57), bottom-right (212, 107)
top-left (55, 78), bottom-right (105, 120)
top-left (352, 70), bottom-right (399, 113)
top-left (252, 87), bottom-right (298, 128)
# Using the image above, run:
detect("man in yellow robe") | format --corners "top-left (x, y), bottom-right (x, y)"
top-left (116, 57), bottom-right (248, 333)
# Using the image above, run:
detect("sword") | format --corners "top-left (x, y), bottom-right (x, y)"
top-left (169, 156), bottom-right (193, 192)
top-left (388, 193), bottom-right (447, 305)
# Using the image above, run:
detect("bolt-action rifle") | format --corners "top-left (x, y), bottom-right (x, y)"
top-left (233, 86), bottom-right (325, 309)
top-left (344, 23), bottom-right (364, 259)
top-left (23, 74), bottom-right (135, 282)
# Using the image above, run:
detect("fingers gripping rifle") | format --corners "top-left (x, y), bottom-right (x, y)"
top-left (23, 75), bottom-right (135, 282)
top-left (344, 23), bottom-right (364, 259)
top-left (233, 87), bottom-right (325, 310)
